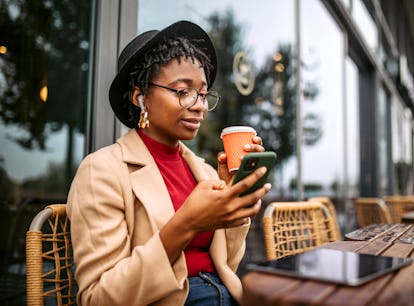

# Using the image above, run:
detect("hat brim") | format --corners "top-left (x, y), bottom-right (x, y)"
top-left (109, 20), bottom-right (217, 128)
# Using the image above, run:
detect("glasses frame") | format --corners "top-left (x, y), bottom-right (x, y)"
top-left (147, 82), bottom-right (221, 111)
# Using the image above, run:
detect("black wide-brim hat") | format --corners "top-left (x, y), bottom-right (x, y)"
top-left (109, 20), bottom-right (217, 128)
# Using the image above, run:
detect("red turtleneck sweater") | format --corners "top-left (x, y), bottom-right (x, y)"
top-left (138, 129), bottom-right (215, 276)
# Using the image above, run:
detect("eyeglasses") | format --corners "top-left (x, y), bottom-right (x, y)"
top-left (147, 82), bottom-right (221, 111)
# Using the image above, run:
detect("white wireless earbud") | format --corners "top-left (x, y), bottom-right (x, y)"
top-left (138, 95), bottom-right (145, 109)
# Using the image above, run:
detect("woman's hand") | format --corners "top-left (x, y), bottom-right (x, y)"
top-left (160, 165), bottom-right (271, 263)
top-left (217, 135), bottom-right (265, 184)
top-left (177, 166), bottom-right (271, 232)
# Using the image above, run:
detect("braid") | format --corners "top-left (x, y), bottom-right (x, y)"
top-left (126, 37), bottom-right (214, 127)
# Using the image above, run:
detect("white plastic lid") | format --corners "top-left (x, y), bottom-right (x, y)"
top-left (220, 126), bottom-right (256, 138)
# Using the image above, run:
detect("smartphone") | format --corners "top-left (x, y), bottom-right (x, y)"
top-left (232, 152), bottom-right (277, 196)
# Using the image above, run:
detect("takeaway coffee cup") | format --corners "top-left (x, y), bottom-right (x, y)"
top-left (220, 126), bottom-right (257, 171)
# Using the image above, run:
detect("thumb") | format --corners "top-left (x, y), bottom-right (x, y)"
top-left (217, 152), bottom-right (228, 172)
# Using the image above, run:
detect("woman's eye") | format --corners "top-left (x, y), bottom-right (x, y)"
top-left (178, 88), bottom-right (192, 96)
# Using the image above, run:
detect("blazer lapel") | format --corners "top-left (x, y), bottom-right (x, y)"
top-left (116, 130), bottom-right (212, 231)
top-left (117, 130), bottom-right (175, 230)
top-left (179, 143), bottom-right (211, 182)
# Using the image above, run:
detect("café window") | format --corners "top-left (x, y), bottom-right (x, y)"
top-left (138, 0), bottom-right (297, 199)
top-left (377, 85), bottom-right (391, 195)
top-left (345, 57), bottom-right (360, 199)
top-left (300, 0), bottom-right (345, 200)
top-left (0, 1), bottom-right (94, 301)
top-left (352, 0), bottom-right (378, 52)
top-left (391, 98), bottom-right (413, 195)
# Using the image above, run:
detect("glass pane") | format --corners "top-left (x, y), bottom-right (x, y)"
top-left (0, 0), bottom-right (93, 297)
top-left (138, 0), bottom-right (297, 202)
top-left (352, 0), bottom-right (378, 51)
top-left (344, 57), bottom-right (360, 233)
top-left (402, 110), bottom-right (412, 164)
top-left (391, 98), bottom-right (413, 194)
top-left (339, 0), bottom-right (352, 10)
top-left (345, 58), bottom-right (360, 199)
top-left (137, 0), bottom-right (296, 272)
top-left (301, 0), bottom-right (344, 201)
top-left (377, 85), bottom-right (389, 195)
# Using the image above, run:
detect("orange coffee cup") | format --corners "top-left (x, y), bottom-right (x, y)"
top-left (220, 126), bottom-right (257, 171)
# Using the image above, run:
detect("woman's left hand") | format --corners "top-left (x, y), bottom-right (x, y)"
top-left (217, 135), bottom-right (265, 184)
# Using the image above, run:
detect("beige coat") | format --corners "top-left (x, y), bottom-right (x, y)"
top-left (67, 129), bottom-right (250, 306)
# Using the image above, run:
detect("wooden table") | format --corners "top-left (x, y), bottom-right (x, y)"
top-left (402, 211), bottom-right (414, 223)
top-left (241, 224), bottom-right (414, 306)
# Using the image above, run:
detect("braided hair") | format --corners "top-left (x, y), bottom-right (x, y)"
top-left (127, 36), bottom-right (214, 127)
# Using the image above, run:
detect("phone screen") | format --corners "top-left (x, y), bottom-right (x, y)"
top-left (247, 248), bottom-right (412, 286)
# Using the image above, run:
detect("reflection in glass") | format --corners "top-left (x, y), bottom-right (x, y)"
top-left (137, 0), bottom-right (296, 273)
top-left (0, 1), bottom-right (92, 204)
top-left (137, 0), bottom-right (368, 273)
top-left (377, 86), bottom-right (390, 195)
top-left (0, 1), bottom-right (93, 300)
top-left (391, 99), bottom-right (413, 194)
top-left (301, 0), bottom-right (344, 201)
top-left (138, 0), bottom-right (296, 198)
top-left (339, 0), bottom-right (352, 10)
top-left (251, 248), bottom-right (411, 286)
top-left (345, 59), bottom-right (360, 198)
top-left (352, 0), bottom-right (378, 52)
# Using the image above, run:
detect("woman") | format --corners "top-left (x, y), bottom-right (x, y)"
top-left (67, 20), bottom-right (271, 306)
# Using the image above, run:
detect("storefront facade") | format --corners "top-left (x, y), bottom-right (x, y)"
top-left (1, 0), bottom-right (414, 303)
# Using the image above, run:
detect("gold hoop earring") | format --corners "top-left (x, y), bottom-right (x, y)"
top-left (138, 95), bottom-right (149, 129)
top-left (139, 109), bottom-right (149, 129)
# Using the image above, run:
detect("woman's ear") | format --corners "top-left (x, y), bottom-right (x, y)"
top-left (131, 86), bottom-right (142, 107)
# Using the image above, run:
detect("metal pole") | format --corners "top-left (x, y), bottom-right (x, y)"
top-left (295, 0), bottom-right (303, 200)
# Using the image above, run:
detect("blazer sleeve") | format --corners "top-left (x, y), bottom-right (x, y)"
top-left (67, 149), bottom-right (186, 306)
top-left (202, 162), bottom-right (250, 272)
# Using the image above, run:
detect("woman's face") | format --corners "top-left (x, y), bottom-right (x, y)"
top-left (135, 56), bottom-right (209, 147)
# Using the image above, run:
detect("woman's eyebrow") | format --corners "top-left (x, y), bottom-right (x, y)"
top-left (169, 78), bottom-right (208, 88)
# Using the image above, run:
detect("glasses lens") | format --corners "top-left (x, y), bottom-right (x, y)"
top-left (206, 92), bottom-right (219, 110)
top-left (179, 88), bottom-right (198, 108)
top-left (179, 88), bottom-right (220, 110)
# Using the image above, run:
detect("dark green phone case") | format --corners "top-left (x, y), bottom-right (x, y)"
top-left (232, 151), bottom-right (277, 196)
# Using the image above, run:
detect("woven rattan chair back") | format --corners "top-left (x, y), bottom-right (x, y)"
top-left (26, 204), bottom-right (76, 306)
top-left (383, 195), bottom-right (414, 223)
top-left (355, 197), bottom-right (392, 227)
top-left (262, 201), bottom-right (339, 260)
top-left (308, 196), bottom-right (342, 239)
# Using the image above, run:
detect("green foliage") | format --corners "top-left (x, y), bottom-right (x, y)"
top-left (0, 0), bottom-right (91, 150)
top-left (243, 45), bottom-right (297, 166)
top-left (187, 9), bottom-right (251, 167)
top-left (190, 10), bottom-right (322, 170)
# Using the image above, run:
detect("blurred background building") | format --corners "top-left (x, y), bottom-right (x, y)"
top-left (1, 0), bottom-right (413, 304)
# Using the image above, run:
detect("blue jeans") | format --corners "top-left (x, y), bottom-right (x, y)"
top-left (185, 272), bottom-right (238, 306)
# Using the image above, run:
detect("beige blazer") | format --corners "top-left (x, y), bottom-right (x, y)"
top-left (67, 129), bottom-right (250, 306)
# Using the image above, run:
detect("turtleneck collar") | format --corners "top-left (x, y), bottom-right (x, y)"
top-left (137, 129), bottom-right (180, 161)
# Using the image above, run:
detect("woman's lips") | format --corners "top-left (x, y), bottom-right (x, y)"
top-left (181, 118), bottom-right (203, 130)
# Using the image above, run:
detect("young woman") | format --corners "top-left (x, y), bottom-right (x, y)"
top-left (67, 20), bottom-right (271, 306)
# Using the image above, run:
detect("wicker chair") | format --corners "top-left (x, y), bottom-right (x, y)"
top-left (355, 197), bottom-right (392, 227)
top-left (308, 196), bottom-right (342, 239)
top-left (26, 204), bottom-right (76, 306)
top-left (383, 195), bottom-right (414, 223)
top-left (262, 201), bottom-right (340, 260)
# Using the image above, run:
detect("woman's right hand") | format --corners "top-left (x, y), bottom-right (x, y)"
top-left (159, 166), bottom-right (271, 263)
top-left (177, 166), bottom-right (271, 232)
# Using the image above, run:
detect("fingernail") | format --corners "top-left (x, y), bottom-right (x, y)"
top-left (264, 183), bottom-right (272, 191)
top-left (244, 144), bottom-right (251, 150)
